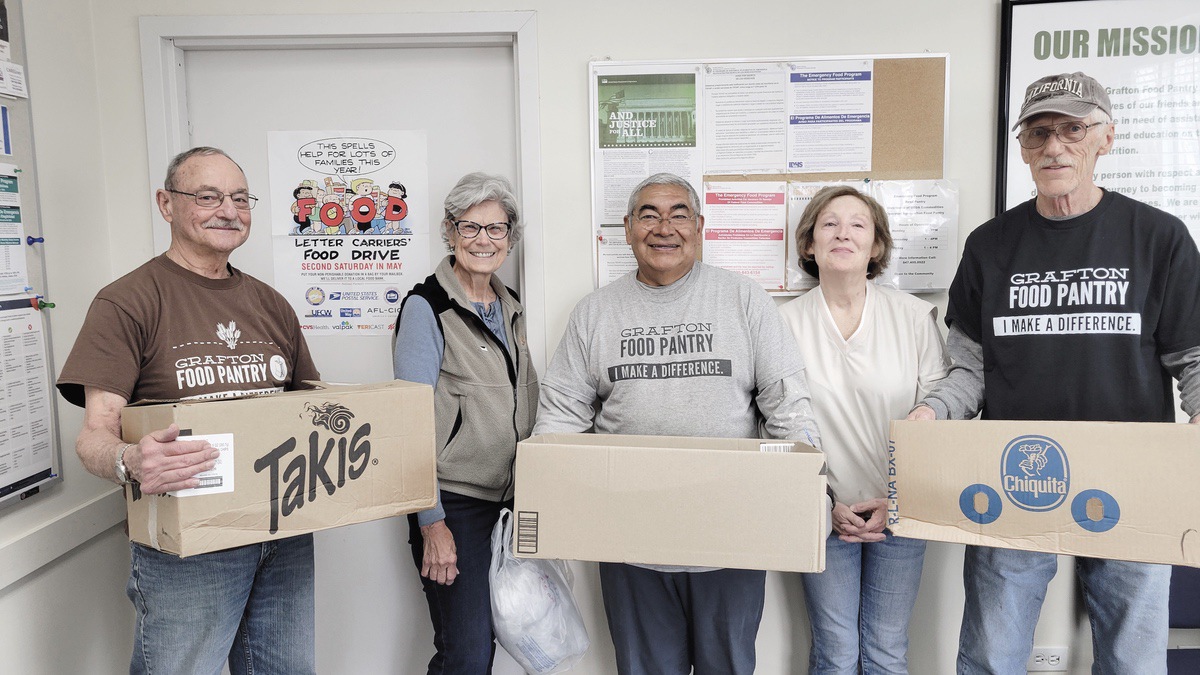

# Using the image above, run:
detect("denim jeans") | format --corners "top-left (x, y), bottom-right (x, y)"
top-left (598, 563), bottom-right (766, 675)
top-left (408, 490), bottom-right (510, 675)
top-left (958, 546), bottom-right (1169, 675)
top-left (126, 534), bottom-right (315, 675)
top-left (801, 531), bottom-right (927, 674)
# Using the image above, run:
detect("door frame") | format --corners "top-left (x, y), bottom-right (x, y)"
top-left (139, 11), bottom-right (546, 367)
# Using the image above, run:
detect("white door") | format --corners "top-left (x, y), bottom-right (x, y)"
top-left (185, 43), bottom-right (520, 381)
top-left (175, 38), bottom-right (527, 674)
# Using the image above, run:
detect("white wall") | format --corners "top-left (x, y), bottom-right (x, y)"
top-left (6, 0), bottom-right (1102, 672)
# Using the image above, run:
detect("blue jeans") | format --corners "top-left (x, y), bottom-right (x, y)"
top-left (801, 532), bottom-right (926, 674)
top-left (127, 535), bottom-right (315, 675)
top-left (958, 546), bottom-right (1169, 675)
top-left (408, 490), bottom-right (510, 675)
top-left (598, 563), bottom-right (766, 675)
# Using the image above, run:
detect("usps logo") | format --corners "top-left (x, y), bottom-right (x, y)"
top-left (1000, 435), bottom-right (1069, 512)
top-left (329, 292), bottom-right (342, 301)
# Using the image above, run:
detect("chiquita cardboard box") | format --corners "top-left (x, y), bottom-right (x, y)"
top-left (120, 380), bottom-right (436, 557)
top-left (514, 433), bottom-right (828, 572)
top-left (888, 419), bottom-right (1200, 567)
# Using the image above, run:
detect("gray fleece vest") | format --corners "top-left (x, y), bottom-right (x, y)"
top-left (403, 256), bottom-right (538, 501)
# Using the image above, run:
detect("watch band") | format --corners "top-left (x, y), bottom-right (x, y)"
top-left (116, 443), bottom-right (135, 484)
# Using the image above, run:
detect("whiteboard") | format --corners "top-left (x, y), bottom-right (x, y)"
top-left (0, 0), bottom-right (62, 513)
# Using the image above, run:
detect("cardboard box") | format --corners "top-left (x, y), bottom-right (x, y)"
top-left (889, 420), bottom-right (1200, 567)
top-left (514, 433), bottom-right (827, 572)
top-left (121, 381), bottom-right (436, 557)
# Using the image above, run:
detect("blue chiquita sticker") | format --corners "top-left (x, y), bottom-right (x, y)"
top-left (1000, 435), bottom-right (1070, 512)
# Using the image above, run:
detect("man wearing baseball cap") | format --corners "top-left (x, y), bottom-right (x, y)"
top-left (909, 71), bottom-right (1200, 673)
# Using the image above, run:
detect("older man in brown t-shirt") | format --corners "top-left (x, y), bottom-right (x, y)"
top-left (57, 147), bottom-right (320, 675)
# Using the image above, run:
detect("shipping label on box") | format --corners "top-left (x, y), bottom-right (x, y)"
top-left (121, 380), bottom-right (437, 557)
top-left (889, 419), bottom-right (1200, 566)
top-left (515, 433), bottom-right (828, 572)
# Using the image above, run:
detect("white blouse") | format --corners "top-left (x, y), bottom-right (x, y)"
top-left (779, 283), bottom-right (949, 503)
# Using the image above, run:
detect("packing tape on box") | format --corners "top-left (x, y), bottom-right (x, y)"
top-left (148, 499), bottom-right (160, 551)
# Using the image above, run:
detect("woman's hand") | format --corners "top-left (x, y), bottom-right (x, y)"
top-left (420, 520), bottom-right (460, 585)
top-left (831, 498), bottom-right (888, 543)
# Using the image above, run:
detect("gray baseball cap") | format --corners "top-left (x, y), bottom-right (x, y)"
top-left (1012, 72), bottom-right (1112, 130)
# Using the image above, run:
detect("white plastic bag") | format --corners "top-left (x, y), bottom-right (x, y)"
top-left (490, 508), bottom-right (590, 673)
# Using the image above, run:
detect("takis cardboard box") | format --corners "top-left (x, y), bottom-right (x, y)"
top-left (888, 420), bottom-right (1200, 567)
top-left (514, 433), bottom-right (828, 572)
top-left (120, 381), bottom-right (436, 557)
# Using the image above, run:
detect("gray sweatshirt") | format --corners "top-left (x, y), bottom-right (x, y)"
top-left (535, 262), bottom-right (821, 446)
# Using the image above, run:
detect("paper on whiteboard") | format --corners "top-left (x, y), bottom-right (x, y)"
top-left (703, 181), bottom-right (788, 290)
top-left (786, 60), bottom-right (874, 173)
top-left (870, 179), bottom-right (958, 292)
top-left (702, 62), bottom-right (788, 173)
top-left (0, 163), bottom-right (27, 294)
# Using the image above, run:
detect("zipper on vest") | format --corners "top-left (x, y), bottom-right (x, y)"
top-left (452, 300), bottom-right (523, 500)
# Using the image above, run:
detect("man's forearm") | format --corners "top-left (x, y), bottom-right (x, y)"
top-left (531, 383), bottom-right (596, 436)
top-left (1161, 345), bottom-right (1200, 419)
top-left (76, 424), bottom-right (126, 482)
top-left (919, 324), bottom-right (985, 420)
top-left (757, 373), bottom-right (822, 449)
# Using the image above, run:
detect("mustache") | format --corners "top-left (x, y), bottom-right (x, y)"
top-left (1036, 156), bottom-right (1072, 169)
top-left (203, 218), bottom-right (245, 231)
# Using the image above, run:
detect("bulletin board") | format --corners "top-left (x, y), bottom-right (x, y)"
top-left (589, 53), bottom-right (957, 293)
top-left (999, 0), bottom-right (1200, 238)
top-left (0, 0), bottom-right (61, 511)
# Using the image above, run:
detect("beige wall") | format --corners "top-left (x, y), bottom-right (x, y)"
top-left (6, 0), bottom-right (1098, 672)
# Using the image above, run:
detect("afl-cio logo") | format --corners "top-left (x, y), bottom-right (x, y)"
top-left (306, 287), bottom-right (326, 305)
top-left (1000, 435), bottom-right (1069, 512)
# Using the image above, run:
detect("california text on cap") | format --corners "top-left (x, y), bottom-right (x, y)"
top-left (1012, 72), bottom-right (1112, 130)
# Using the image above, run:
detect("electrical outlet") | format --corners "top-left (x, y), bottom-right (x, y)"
top-left (1027, 646), bottom-right (1069, 672)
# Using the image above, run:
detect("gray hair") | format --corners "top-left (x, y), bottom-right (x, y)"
top-left (1085, 107), bottom-right (1113, 126)
top-left (441, 172), bottom-right (522, 248)
top-left (626, 173), bottom-right (702, 217)
top-left (163, 147), bottom-right (243, 190)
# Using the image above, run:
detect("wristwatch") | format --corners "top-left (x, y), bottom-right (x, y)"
top-left (115, 443), bottom-right (134, 485)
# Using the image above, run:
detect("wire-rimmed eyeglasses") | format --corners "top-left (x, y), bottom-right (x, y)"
top-left (167, 189), bottom-right (258, 210)
top-left (1016, 121), bottom-right (1107, 150)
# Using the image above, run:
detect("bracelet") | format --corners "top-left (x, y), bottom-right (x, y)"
top-left (117, 442), bottom-right (136, 484)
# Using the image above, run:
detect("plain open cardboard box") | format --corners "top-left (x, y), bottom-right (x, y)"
top-left (120, 380), bottom-right (436, 557)
top-left (514, 433), bottom-right (828, 572)
top-left (889, 419), bottom-right (1200, 567)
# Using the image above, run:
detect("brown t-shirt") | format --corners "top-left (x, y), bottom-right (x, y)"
top-left (58, 255), bottom-right (320, 406)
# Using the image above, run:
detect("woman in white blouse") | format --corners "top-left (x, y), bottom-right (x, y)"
top-left (779, 185), bottom-right (949, 674)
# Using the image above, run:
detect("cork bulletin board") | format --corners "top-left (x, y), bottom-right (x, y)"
top-left (589, 53), bottom-right (955, 292)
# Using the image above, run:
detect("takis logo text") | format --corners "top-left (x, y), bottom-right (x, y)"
top-left (254, 402), bottom-right (372, 533)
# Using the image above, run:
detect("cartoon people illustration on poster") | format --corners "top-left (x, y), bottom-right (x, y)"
top-left (290, 175), bottom-right (411, 236)
top-left (284, 136), bottom-right (412, 236)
